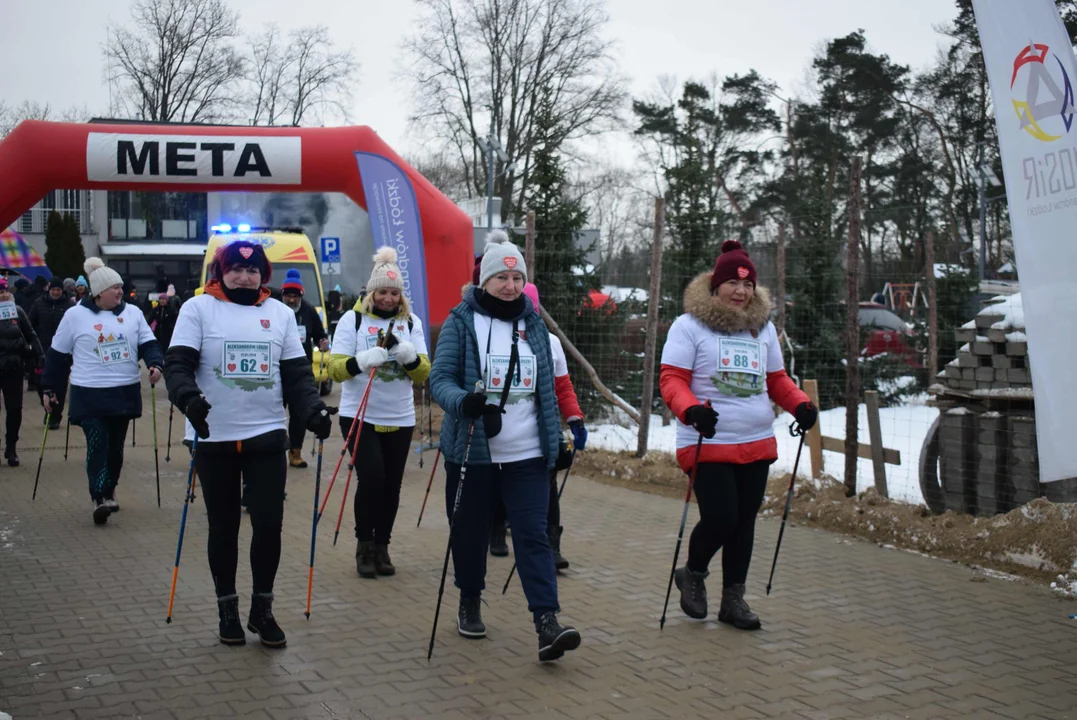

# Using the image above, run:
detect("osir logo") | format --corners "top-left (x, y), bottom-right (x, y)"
top-left (1011, 42), bottom-right (1075, 142)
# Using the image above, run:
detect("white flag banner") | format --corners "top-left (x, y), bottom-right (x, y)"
top-left (973, 0), bottom-right (1077, 484)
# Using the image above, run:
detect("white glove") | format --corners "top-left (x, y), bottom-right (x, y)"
top-left (391, 340), bottom-right (418, 367)
top-left (356, 346), bottom-right (390, 373)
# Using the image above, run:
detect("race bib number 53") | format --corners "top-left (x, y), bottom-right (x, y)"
top-left (222, 341), bottom-right (272, 380)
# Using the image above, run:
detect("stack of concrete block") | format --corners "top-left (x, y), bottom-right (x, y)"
top-left (936, 294), bottom-right (1031, 396)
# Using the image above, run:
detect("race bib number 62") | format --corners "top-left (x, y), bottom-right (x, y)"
top-left (222, 341), bottom-right (272, 380)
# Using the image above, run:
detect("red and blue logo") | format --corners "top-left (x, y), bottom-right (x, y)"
top-left (1011, 43), bottom-right (1075, 142)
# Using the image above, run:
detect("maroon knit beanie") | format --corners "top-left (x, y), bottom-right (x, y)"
top-left (211, 241), bottom-right (272, 284)
top-left (710, 240), bottom-right (756, 291)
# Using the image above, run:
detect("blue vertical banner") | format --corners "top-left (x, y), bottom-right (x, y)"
top-left (354, 151), bottom-right (429, 328)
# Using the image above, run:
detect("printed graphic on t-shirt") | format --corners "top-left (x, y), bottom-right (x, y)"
top-left (216, 340), bottom-right (273, 390)
top-left (485, 353), bottom-right (536, 404)
top-left (0, 300), bottom-right (18, 321)
top-left (712, 337), bottom-right (765, 397)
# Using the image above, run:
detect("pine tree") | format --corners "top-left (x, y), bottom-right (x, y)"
top-left (43, 211), bottom-right (66, 277)
top-left (62, 213), bottom-right (87, 281)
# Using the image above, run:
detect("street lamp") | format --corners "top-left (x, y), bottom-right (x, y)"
top-left (477, 126), bottom-right (510, 232)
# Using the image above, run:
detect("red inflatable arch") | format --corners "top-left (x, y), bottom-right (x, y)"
top-left (0, 120), bottom-right (473, 326)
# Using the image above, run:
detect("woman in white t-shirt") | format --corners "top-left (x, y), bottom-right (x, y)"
top-left (164, 241), bottom-right (334, 650)
top-left (327, 247), bottom-right (430, 579)
top-left (660, 240), bottom-right (818, 630)
top-left (430, 231), bottom-right (581, 664)
top-left (41, 258), bottom-right (163, 525)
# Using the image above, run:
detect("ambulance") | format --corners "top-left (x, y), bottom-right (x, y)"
top-left (199, 224), bottom-right (332, 394)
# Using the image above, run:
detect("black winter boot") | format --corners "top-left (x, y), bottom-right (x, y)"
top-left (217, 594), bottom-right (246, 645)
top-left (489, 526), bottom-right (509, 557)
top-left (92, 498), bottom-right (110, 525)
top-left (457, 596), bottom-right (486, 639)
top-left (374, 544), bottom-right (395, 576)
top-left (718, 583), bottom-right (761, 630)
top-left (356, 540), bottom-right (377, 578)
top-left (674, 567), bottom-right (708, 619)
top-left (5, 445), bottom-right (19, 467)
top-left (535, 611), bottom-right (581, 662)
top-left (549, 525), bottom-right (569, 570)
top-left (247, 592), bottom-right (287, 647)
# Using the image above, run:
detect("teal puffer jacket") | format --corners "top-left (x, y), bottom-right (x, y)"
top-left (430, 289), bottom-right (560, 469)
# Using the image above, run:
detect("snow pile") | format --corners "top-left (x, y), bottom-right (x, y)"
top-left (588, 399), bottom-right (935, 505)
top-left (980, 293), bottom-right (1025, 331)
top-left (601, 285), bottom-right (649, 303)
top-left (1051, 574), bottom-right (1077, 598)
top-left (0, 710), bottom-right (12, 720)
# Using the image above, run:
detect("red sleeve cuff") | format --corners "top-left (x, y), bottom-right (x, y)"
top-left (660, 364), bottom-right (700, 422)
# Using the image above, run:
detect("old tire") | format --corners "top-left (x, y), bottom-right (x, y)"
top-left (918, 413), bottom-right (945, 515)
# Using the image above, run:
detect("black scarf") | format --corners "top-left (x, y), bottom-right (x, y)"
top-left (222, 285), bottom-right (262, 306)
top-left (476, 289), bottom-right (525, 321)
top-left (371, 306), bottom-right (398, 320)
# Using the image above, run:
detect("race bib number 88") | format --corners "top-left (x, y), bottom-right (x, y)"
top-left (717, 337), bottom-right (763, 376)
top-left (222, 341), bottom-right (272, 380)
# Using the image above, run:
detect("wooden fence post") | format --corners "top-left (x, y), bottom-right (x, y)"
top-left (865, 390), bottom-right (888, 498)
top-left (804, 379), bottom-right (823, 479)
top-left (525, 210), bottom-right (536, 281)
top-left (637, 198), bottom-right (665, 457)
top-left (924, 230), bottom-right (938, 381)
top-left (844, 157), bottom-right (863, 497)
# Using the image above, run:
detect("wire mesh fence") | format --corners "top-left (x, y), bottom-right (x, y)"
top-left (517, 198), bottom-right (1038, 517)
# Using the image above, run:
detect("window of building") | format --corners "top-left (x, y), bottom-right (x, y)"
top-left (108, 191), bottom-right (207, 242)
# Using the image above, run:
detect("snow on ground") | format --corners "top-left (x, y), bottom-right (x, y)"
top-left (1, 711), bottom-right (13, 720)
top-left (589, 398), bottom-right (936, 506)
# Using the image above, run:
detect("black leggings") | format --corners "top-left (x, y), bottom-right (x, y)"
top-left (340, 417), bottom-right (414, 545)
top-left (195, 441), bottom-right (287, 598)
top-left (1, 366), bottom-right (23, 447)
top-left (81, 417), bottom-right (129, 501)
top-left (686, 461), bottom-right (770, 586)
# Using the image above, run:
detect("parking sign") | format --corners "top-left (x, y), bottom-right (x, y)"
top-left (320, 237), bottom-right (341, 275)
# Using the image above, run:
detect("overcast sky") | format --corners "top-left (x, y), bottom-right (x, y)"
top-left (1, 0), bottom-right (957, 160)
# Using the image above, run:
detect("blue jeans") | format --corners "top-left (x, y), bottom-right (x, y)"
top-left (444, 457), bottom-right (558, 622)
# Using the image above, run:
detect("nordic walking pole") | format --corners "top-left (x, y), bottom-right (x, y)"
top-left (132, 417), bottom-right (136, 447)
top-left (416, 448), bottom-right (441, 528)
top-left (331, 374), bottom-right (376, 546)
top-left (503, 447), bottom-right (576, 594)
top-left (660, 401), bottom-right (710, 630)
top-left (317, 368), bottom-right (375, 523)
top-left (766, 422), bottom-right (806, 596)
top-left (165, 403), bottom-right (174, 462)
top-left (306, 431), bottom-right (327, 618)
top-left (151, 384), bottom-right (161, 507)
top-left (419, 384), bottom-right (426, 469)
top-left (64, 417), bottom-right (70, 462)
top-left (166, 438), bottom-right (199, 623)
top-left (428, 381), bottom-right (484, 661)
top-left (31, 411), bottom-right (52, 501)
top-left (312, 353), bottom-right (327, 458)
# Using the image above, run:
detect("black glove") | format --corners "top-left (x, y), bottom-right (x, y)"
top-left (307, 405), bottom-right (339, 439)
top-left (185, 395), bottom-right (212, 439)
top-left (684, 404), bottom-right (718, 439)
top-left (345, 357), bottom-right (361, 377)
top-left (555, 439), bottom-right (574, 470)
top-left (460, 392), bottom-right (486, 420)
top-left (794, 401), bottom-right (818, 432)
top-left (483, 404), bottom-right (505, 438)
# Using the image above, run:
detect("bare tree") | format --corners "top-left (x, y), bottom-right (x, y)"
top-left (247, 24), bottom-right (358, 127)
top-left (0, 101), bottom-right (94, 138)
top-left (105, 0), bottom-right (245, 123)
top-left (403, 0), bottom-right (627, 222)
top-left (407, 150), bottom-right (472, 201)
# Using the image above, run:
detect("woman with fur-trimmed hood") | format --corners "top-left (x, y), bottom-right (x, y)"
top-left (659, 240), bottom-right (818, 630)
top-left (327, 246), bottom-right (431, 579)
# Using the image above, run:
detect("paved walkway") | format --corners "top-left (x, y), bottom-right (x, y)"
top-left (1, 385), bottom-right (1076, 719)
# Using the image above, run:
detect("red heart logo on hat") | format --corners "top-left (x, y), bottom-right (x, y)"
top-left (523, 378), bottom-right (532, 387)
top-left (368, 327), bottom-right (380, 334)
top-left (492, 377), bottom-right (501, 386)
top-left (503, 257), bottom-right (517, 269)
top-left (387, 271), bottom-right (398, 280)
top-left (227, 363), bottom-right (237, 372)
top-left (239, 247), bottom-right (254, 259)
top-left (722, 358), bottom-right (730, 366)
top-left (260, 364), bottom-right (269, 372)
top-left (737, 266), bottom-right (749, 279)
top-left (94, 324), bottom-right (103, 331)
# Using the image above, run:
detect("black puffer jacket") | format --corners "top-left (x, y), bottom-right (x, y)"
top-left (0, 304), bottom-right (44, 372)
top-left (29, 293), bottom-right (70, 350)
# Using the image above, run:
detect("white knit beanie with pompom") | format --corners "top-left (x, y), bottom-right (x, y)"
top-left (366, 245), bottom-right (405, 292)
top-left (478, 229), bottom-right (527, 288)
top-left (84, 257), bottom-right (124, 298)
